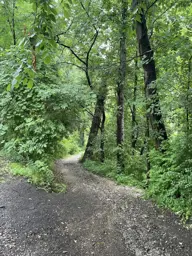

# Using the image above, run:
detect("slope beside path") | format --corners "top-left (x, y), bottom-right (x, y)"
top-left (0, 156), bottom-right (192, 256)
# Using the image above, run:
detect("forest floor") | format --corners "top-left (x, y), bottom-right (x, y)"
top-left (0, 155), bottom-right (192, 256)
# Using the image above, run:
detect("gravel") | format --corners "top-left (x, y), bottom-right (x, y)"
top-left (0, 155), bottom-right (192, 256)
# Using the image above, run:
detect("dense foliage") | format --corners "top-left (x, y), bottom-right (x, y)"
top-left (0, 0), bottom-right (192, 217)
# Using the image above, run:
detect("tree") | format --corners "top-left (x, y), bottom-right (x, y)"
top-left (116, 0), bottom-right (128, 171)
top-left (132, 0), bottom-right (168, 149)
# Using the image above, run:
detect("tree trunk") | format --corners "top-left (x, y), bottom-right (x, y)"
top-left (82, 91), bottom-right (106, 162)
top-left (100, 109), bottom-right (105, 163)
top-left (117, 0), bottom-right (127, 171)
top-left (12, 0), bottom-right (16, 45)
top-left (132, 52), bottom-right (138, 153)
top-left (186, 56), bottom-right (192, 135)
top-left (134, 3), bottom-right (168, 149)
top-left (145, 115), bottom-right (151, 173)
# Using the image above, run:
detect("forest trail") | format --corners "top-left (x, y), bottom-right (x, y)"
top-left (0, 155), bottom-right (192, 256)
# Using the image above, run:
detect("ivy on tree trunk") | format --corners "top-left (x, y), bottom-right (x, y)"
top-left (134, 1), bottom-right (168, 149)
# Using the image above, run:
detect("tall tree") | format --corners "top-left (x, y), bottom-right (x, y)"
top-left (132, 0), bottom-right (168, 149)
top-left (116, 0), bottom-right (128, 171)
top-left (131, 52), bottom-right (139, 153)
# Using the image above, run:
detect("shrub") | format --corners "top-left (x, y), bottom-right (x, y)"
top-left (84, 159), bottom-right (144, 188)
top-left (147, 133), bottom-right (192, 219)
top-left (10, 161), bottom-right (66, 192)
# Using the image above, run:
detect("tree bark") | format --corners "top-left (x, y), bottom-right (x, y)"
top-left (132, 52), bottom-right (138, 153)
top-left (145, 115), bottom-right (151, 173)
top-left (100, 109), bottom-right (105, 163)
top-left (117, 0), bottom-right (127, 171)
top-left (82, 90), bottom-right (106, 162)
top-left (186, 56), bottom-right (192, 134)
top-left (134, 2), bottom-right (168, 149)
top-left (12, 0), bottom-right (16, 45)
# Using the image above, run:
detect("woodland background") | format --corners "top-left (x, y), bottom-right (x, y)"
top-left (0, 0), bottom-right (192, 219)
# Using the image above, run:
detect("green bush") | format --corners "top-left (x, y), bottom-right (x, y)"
top-left (83, 159), bottom-right (144, 188)
top-left (0, 82), bottom-right (79, 187)
top-left (0, 155), bottom-right (10, 183)
top-left (124, 150), bottom-right (146, 180)
top-left (0, 47), bottom-right (92, 187)
top-left (10, 161), bottom-right (66, 192)
top-left (147, 133), bottom-right (192, 219)
top-left (10, 162), bottom-right (53, 186)
top-left (84, 159), bottom-right (116, 176)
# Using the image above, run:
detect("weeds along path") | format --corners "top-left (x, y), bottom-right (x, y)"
top-left (0, 155), bottom-right (192, 256)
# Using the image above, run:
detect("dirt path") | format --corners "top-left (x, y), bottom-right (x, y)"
top-left (0, 156), bottom-right (192, 256)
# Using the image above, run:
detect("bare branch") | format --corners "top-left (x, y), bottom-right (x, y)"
top-left (87, 31), bottom-right (99, 63)
top-left (79, 0), bottom-right (97, 31)
top-left (56, 39), bottom-right (86, 65)
top-left (84, 30), bottom-right (99, 89)
top-left (146, 0), bottom-right (159, 13)
top-left (55, 21), bottom-right (73, 38)
top-left (79, 103), bottom-right (94, 117)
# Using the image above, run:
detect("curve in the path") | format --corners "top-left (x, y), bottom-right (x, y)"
top-left (0, 157), bottom-right (192, 256)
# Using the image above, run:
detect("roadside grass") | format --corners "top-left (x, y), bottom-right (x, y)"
top-left (83, 159), bottom-right (145, 189)
top-left (83, 159), bottom-right (192, 224)
top-left (9, 162), bottom-right (66, 193)
top-left (0, 156), bottom-right (10, 183)
top-left (0, 153), bottom-right (66, 193)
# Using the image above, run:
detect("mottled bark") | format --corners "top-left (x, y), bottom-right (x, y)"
top-left (12, 0), bottom-right (16, 45)
top-left (186, 56), bottom-right (192, 134)
top-left (100, 109), bottom-right (105, 163)
top-left (134, 4), bottom-right (167, 149)
top-left (132, 53), bottom-right (138, 153)
top-left (82, 91), bottom-right (106, 162)
top-left (117, 0), bottom-right (127, 171)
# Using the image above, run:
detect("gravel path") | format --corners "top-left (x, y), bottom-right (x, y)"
top-left (0, 155), bottom-right (192, 256)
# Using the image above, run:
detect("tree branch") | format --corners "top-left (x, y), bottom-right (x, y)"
top-left (79, 103), bottom-right (94, 117)
top-left (149, 3), bottom-right (176, 39)
top-left (146, 0), bottom-right (159, 13)
top-left (56, 39), bottom-right (86, 65)
top-left (84, 30), bottom-right (99, 89)
top-left (79, 0), bottom-right (97, 31)
top-left (86, 31), bottom-right (99, 63)
top-left (55, 21), bottom-right (73, 38)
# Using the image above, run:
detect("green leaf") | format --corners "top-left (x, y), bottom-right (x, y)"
top-left (27, 80), bottom-right (33, 89)
top-left (44, 55), bottom-right (51, 64)
top-left (63, 9), bottom-right (70, 19)
top-left (23, 78), bottom-right (28, 85)
top-left (49, 14), bottom-right (56, 23)
top-left (135, 13), bottom-right (141, 22)
top-left (6, 84), bottom-right (11, 91)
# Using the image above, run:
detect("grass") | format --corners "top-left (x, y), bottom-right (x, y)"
top-left (0, 160), bottom-right (67, 193)
top-left (0, 156), bottom-right (10, 183)
top-left (83, 159), bottom-right (145, 189)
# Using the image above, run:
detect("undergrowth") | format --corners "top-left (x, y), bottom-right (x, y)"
top-left (83, 159), bottom-right (145, 188)
top-left (146, 134), bottom-right (192, 220)
top-left (83, 133), bottom-right (192, 221)
top-left (0, 153), bottom-right (66, 193)
top-left (0, 156), bottom-right (9, 183)
top-left (9, 161), bottom-right (66, 193)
